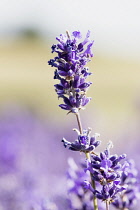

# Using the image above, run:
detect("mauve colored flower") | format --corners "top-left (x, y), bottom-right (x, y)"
top-left (67, 158), bottom-right (104, 210)
top-left (0, 112), bottom-right (21, 174)
top-left (48, 30), bottom-right (94, 113)
top-left (0, 106), bottom-right (63, 210)
top-left (84, 142), bottom-right (127, 205)
top-left (112, 159), bottom-right (140, 209)
top-left (62, 128), bottom-right (100, 153)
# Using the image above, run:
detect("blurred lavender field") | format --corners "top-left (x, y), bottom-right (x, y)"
top-left (0, 104), bottom-right (77, 209)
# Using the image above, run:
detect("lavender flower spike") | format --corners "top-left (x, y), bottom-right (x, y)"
top-left (85, 142), bottom-right (127, 204)
top-left (67, 158), bottom-right (105, 210)
top-left (112, 159), bottom-right (140, 209)
top-left (48, 30), bottom-right (94, 113)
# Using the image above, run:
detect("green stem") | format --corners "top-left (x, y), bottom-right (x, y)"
top-left (75, 112), bottom-right (98, 210)
top-left (106, 200), bottom-right (109, 210)
top-left (86, 153), bottom-right (98, 210)
top-left (75, 112), bottom-right (83, 134)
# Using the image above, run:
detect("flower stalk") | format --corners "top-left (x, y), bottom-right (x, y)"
top-left (91, 178), bottom-right (98, 210)
top-left (106, 200), bottom-right (109, 210)
top-left (75, 112), bottom-right (83, 135)
top-left (86, 153), bottom-right (98, 210)
top-left (76, 112), bottom-right (99, 210)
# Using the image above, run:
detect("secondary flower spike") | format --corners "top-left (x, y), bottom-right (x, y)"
top-left (48, 30), bottom-right (94, 113)
top-left (84, 142), bottom-right (127, 204)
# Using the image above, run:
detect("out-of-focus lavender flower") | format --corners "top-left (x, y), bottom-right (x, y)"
top-left (0, 106), bottom-right (63, 210)
top-left (67, 157), bottom-right (104, 210)
top-left (48, 30), bottom-right (94, 113)
top-left (112, 159), bottom-right (140, 209)
top-left (62, 128), bottom-right (100, 153)
top-left (29, 198), bottom-right (58, 210)
top-left (0, 114), bottom-right (21, 174)
top-left (84, 142), bottom-right (127, 205)
top-left (0, 136), bottom-right (18, 174)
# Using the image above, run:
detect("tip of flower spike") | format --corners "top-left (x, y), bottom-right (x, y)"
top-left (61, 138), bottom-right (71, 148)
top-left (66, 30), bottom-right (71, 39)
top-left (72, 31), bottom-right (82, 39)
top-left (107, 141), bottom-right (113, 150)
top-left (83, 180), bottom-right (91, 190)
top-left (86, 30), bottom-right (90, 38)
top-left (95, 133), bottom-right (100, 137)
top-left (120, 154), bottom-right (127, 159)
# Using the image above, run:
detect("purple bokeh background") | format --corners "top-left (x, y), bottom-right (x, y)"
top-left (0, 103), bottom-right (139, 209)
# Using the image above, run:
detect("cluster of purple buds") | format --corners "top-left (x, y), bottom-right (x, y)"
top-left (112, 159), bottom-right (140, 209)
top-left (48, 30), bottom-right (94, 113)
top-left (62, 128), bottom-right (100, 153)
top-left (84, 142), bottom-right (127, 204)
top-left (67, 158), bottom-right (104, 210)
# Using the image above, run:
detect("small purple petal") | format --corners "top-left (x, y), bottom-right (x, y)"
top-left (59, 104), bottom-right (71, 110)
top-left (72, 31), bottom-right (82, 39)
top-left (81, 96), bottom-right (91, 106)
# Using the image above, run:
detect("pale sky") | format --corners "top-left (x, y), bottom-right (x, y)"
top-left (0, 0), bottom-right (140, 59)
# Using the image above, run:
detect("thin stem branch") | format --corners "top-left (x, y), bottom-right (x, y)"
top-left (92, 181), bottom-right (98, 210)
top-left (86, 153), bottom-right (98, 210)
top-left (75, 112), bottom-right (83, 134)
top-left (106, 200), bottom-right (109, 210)
top-left (75, 112), bottom-right (98, 210)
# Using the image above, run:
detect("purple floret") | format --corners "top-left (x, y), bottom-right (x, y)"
top-left (62, 128), bottom-right (100, 153)
top-left (67, 158), bottom-right (105, 210)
